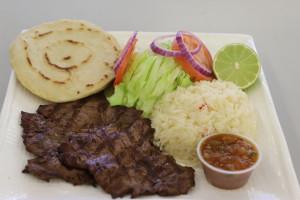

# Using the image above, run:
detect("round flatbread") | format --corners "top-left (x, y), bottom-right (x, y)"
top-left (10, 19), bottom-right (121, 102)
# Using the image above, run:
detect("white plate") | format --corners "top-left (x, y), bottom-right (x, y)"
top-left (0, 32), bottom-right (299, 200)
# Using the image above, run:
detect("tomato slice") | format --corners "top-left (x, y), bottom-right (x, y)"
top-left (113, 38), bottom-right (138, 87)
top-left (172, 34), bottom-right (214, 82)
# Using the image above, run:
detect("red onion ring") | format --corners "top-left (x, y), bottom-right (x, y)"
top-left (113, 31), bottom-right (138, 73)
top-left (150, 34), bottom-right (201, 57)
top-left (176, 31), bottom-right (213, 77)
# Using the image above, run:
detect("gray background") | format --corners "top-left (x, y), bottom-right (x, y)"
top-left (0, 0), bottom-right (299, 185)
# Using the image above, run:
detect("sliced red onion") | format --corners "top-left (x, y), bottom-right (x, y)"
top-left (150, 34), bottom-right (201, 57)
top-left (113, 31), bottom-right (138, 73)
top-left (176, 31), bottom-right (213, 77)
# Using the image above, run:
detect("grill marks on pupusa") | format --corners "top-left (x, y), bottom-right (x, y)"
top-left (10, 20), bottom-right (121, 102)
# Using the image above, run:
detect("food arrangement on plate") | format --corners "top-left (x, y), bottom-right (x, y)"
top-left (9, 19), bottom-right (263, 198)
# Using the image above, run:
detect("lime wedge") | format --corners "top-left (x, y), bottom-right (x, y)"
top-left (213, 43), bottom-right (261, 90)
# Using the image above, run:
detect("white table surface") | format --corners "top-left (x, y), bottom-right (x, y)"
top-left (0, 0), bottom-right (299, 187)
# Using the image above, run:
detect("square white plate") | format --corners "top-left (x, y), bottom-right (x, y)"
top-left (0, 32), bottom-right (299, 200)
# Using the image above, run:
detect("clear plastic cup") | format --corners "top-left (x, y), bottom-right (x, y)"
top-left (197, 133), bottom-right (261, 189)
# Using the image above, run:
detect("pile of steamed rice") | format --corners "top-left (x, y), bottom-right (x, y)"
top-left (150, 80), bottom-right (257, 168)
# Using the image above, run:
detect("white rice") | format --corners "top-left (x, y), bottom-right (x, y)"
top-left (150, 80), bottom-right (257, 168)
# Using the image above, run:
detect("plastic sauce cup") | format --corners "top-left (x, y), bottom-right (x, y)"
top-left (197, 133), bottom-right (261, 189)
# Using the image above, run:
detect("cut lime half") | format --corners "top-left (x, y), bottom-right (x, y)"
top-left (213, 43), bottom-right (261, 90)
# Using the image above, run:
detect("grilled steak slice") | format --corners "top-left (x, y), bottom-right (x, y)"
top-left (61, 133), bottom-right (195, 198)
top-left (60, 116), bottom-right (195, 198)
top-left (21, 112), bottom-right (70, 156)
top-left (36, 94), bottom-right (109, 131)
top-left (21, 111), bottom-right (96, 186)
top-left (23, 155), bottom-right (95, 185)
top-left (21, 93), bottom-right (195, 198)
top-left (21, 93), bottom-right (110, 185)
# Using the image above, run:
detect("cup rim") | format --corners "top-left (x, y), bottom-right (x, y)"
top-left (197, 133), bottom-right (262, 175)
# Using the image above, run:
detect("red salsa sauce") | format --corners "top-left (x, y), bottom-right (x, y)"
top-left (201, 134), bottom-right (258, 171)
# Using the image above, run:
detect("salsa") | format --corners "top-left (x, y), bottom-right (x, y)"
top-left (200, 133), bottom-right (258, 171)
